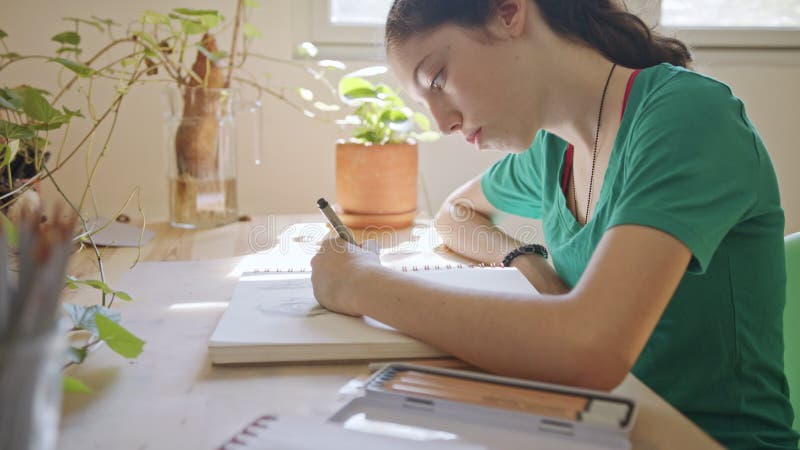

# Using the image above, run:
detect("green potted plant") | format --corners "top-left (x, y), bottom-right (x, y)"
top-left (296, 45), bottom-right (439, 228)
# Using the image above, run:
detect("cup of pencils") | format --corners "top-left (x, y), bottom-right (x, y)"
top-left (0, 211), bottom-right (75, 450)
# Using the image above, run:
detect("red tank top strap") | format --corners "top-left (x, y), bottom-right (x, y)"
top-left (561, 144), bottom-right (574, 193)
top-left (620, 69), bottom-right (642, 120)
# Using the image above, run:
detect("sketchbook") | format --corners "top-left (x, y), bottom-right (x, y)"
top-left (208, 265), bottom-right (538, 364)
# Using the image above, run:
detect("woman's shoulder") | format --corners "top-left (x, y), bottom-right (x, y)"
top-left (636, 63), bottom-right (739, 112)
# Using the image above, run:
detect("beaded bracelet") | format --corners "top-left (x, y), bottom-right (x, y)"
top-left (501, 244), bottom-right (549, 267)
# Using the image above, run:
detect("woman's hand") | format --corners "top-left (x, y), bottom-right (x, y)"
top-left (310, 238), bottom-right (381, 317)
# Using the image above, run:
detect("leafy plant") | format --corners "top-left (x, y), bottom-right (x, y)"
top-left (1, 18), bottom-right (148, 392)
top-left (0, 1), bottom-right (290, 392)
top-left (295, 43), bottom-right (439, 146)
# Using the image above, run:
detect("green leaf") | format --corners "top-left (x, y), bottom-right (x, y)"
top-left (1, 140), bottom-right (20, 168)
top-left (194, 43), bottom-right (226, 62)
top-left (62, 302), bottom-right (121, 336)
top-left (412, 131), bottom-right (441, 142)
top-left (142, 10), bottom-right (170, 25)
top-left (339, 77), bottom-right (375, 95)
top-left (339, 77), bottom-right (382, 105)
top-left (0, 29), bottom-right (7, 39)
top-left (375, 84), bottom-right (397, 97)
top-left (0, 96), bottom-right (18, 110)
top-left (172, 8), bottom-right (220, 16)
top-left (0, 120), bottom-right (34, 140)
top-left (0, 87), bottom-right (22, 111)
top-left (199, 14), bottom-right (221, 29)
top-left (62, 106), bottom-right (84, 119)
top-left (65, 277), bottom-right (133, 301)
top-left (48, 57), bottom-right (95, 78)
top-left (382, 111), bottom-right (411, 133)
top-left (12, 85), bottom-right (50, 97)
top-left (95, 314), bottom-right (144, 359)
top-left (413, 112), bottom-right (431, 132)
top-left (51, 31), bottom-right (80, 46)
top-left (244, 0), bottom-right (260, 7)
top-left (114, 291), bottom-right (132, 302)
top-left (181, 19), bottom-right (208, 35)
top-left (31, 119), bottom-right (68, 131)
top-left (66, 346), bottom-right (88, 365)
top-left (355, 130), bottom-right (383, 144)
top-left (20, 88), bottom-right (63, 127)
top-left (81, 279), bottom-right (114, 294)
top-left (341, 88), bottom-right (380, 106)
top-left (63, 376), bottom-right (91, 393)
top-left (242, 23), bottom-right (262, 39)
top-left (0, 211), bottom-right (17, 247)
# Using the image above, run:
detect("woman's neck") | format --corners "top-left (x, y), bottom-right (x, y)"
top-left (536, 45), bottom-right (632, 156)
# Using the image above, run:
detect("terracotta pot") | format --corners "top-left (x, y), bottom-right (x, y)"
top-left (335, 142), bottom-right (418, 228)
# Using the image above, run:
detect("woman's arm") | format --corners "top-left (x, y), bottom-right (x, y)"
top-left (311, 224), bottom-right (691, 391)
top-left (435, 174), bottom-right (569, 294)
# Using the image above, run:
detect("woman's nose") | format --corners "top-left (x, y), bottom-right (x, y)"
top-left (431, 104), bottom-right (461, 135)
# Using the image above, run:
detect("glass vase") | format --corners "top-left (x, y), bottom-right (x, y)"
top-left (162, 87), bottom-right (239, 229)
top-left (0, 325), bottom-right (66, 450)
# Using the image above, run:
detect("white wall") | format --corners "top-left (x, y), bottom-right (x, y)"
top-left (2, 0), bottom-right (798, 233)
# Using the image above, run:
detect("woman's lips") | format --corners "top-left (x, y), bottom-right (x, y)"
top-left (466, 128), bottom-right (482, 145)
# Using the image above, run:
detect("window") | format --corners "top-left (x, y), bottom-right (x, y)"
top-left (299, 0), bottom-right (800, 54)
top-left (329, 0), bottom-right (392, 26)
top-left (659, 0), bottom-right (800, 48)
top-left (662, 0), bottom-right (800, 28)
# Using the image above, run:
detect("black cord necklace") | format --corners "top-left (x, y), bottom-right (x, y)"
top-left (573, 62), bottom-right (616, 225)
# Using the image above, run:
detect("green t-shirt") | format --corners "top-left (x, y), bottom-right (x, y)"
top-left (482, 63), bottom-right (798, 449)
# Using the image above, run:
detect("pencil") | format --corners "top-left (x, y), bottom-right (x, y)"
top-left (392, 370), bottom-right (588, 410)
top-left (384, 378), bottom-right (578, 420)
top-left (316, 198), bottom-right (358, 246)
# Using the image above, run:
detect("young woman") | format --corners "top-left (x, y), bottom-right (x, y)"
top-left (310, 1), bottom-right (798, 447)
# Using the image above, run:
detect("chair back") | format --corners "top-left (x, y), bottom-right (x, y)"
top-left (785, 232), bottom-right (800, 432)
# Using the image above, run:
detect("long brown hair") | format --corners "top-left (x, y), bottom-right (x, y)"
top-left (385, 0), bottom-right (692, 69)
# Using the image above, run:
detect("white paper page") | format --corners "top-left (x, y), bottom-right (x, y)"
top-left (210, 268), bottom-right (537, 347)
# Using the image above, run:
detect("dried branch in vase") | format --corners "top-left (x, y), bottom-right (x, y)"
top-left (175, 33), bottom-right (227, 179)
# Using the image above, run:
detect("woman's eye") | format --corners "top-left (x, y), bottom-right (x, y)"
top-left (430, 69), bottom-right (445, 91)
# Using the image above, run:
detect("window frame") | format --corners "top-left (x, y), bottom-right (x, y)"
top-left (294, 0), bottom-right (800, 60)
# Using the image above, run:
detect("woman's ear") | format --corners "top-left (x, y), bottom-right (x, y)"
top-left (493, 0), bottom-right (528, 38)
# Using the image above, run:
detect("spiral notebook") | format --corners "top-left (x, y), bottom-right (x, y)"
top-left (208, 264), bottom-right (538, 365)
top-left (217, 414), bottom-right (486, 450)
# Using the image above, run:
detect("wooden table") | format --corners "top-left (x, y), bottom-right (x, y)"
top-left (59, 215), bottom-right (722, 449)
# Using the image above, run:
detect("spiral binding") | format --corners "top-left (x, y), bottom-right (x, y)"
top-left (217, 415), bottom-right (276, 450)
top-left (247, 262), bottom-right (504, 274)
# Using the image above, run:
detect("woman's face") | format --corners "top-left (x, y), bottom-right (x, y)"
top-left (387, 20), bottom-right (544, 153)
